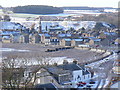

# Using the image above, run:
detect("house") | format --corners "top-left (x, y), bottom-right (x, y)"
top-left (39, 34), bottom-right (51, 45)
top-left (35, 83), bottom-right (58, 90)
top-left (48, 25), bottom-right (63, 32)
top-left (60, 39), bottom-right (71, 46)
top-left (112, 60), bottom-right (120, 74)
top-left (29, 33), bottom-right (41, 44)
top-left (10, 33), bottom-right (21, 43)
top-left (83, 38), bottom-right (90, 45)
top-left (19, 33), bottom-right (29, 43)
top-left (89, 37), bottom-right (101, 45)
top-left (82, 33), bottom-right (91, 37)
top-left (71, 39), bottom-right (84, 46)
top-left (45, 63), bottom-right (91, 88)
top-left (50, 38), bottom-right (59, 45)
top-left (34, 68), bottom-right (62, 88)
top-left (57, 34), bottom-right (72, 39)
top-left (2, 35), bottom-right (11, 43)
top-left (114, 38), bottom-right (120, 45)
top-left (98, 32), bottom-right (107, 39)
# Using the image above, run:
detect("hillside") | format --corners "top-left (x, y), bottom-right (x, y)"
top-left (41, 21), bottom-right (116, 31)
top-left (12, 5), bottom-right (63, 14)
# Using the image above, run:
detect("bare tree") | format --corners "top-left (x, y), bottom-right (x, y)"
top-left (2, 56), bottom-right (25, 89)
top-left (2, 54), bottom-right (52, 89)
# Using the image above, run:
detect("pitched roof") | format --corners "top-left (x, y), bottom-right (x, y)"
top-left (82, 70), bottom-right (90, 75)
top-left (35, 83), bottom-right (57, 90)
top-left (64, 39), bottom-right (71, 41)
top-left (57, 63), bottom-right (82, 71)
top-left (46, 64), bottom-right (82, 75)
top-left (72, 39), bottom-right (83, 41)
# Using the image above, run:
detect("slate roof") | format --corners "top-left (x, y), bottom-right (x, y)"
top-left (64, 39), bottom-right (71, 41)
top-left (57, 63), bottom-right (82, 71)
top-left (46, 66), bottom-right (71, 75)
top-left (82, 70), bottom-right (90, 75)
top-left (57, 34), bottom-right (71, 37)
top-left (35, 83), bottom-right (57, 90)
top-left (89, 37), bottom-right (101, 41)
top-left (73, 39), bottom-right (83, 41)
top-left (46, 63), bottom-right (82, 75)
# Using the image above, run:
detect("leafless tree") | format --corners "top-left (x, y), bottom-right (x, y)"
top-left (2, 54), bottom-right (52, 89)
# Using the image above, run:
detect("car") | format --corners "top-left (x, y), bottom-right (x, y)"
top-left (86, 85), bottom-right (92, 88)
top-left (89, 81), bottom-right (95, 84)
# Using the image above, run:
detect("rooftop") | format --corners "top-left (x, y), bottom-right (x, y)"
top-left (46, 63), bottom-right (81, 75)
top-left (35, 83), bottom-right (57, 90)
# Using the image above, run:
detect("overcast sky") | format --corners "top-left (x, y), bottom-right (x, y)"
top-left (0, 0), bottom-right (119, 8)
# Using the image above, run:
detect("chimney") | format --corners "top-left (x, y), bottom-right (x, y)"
top-left (73, 60), bottom-right (77, 64)
top-left (63, 60), bottom-right (68, 64)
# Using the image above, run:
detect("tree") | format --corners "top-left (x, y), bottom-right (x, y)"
top-left (2, 54), bottom-right (51, 89)
top-left (12, 5), bottom-right (63, 14)
top-left (2, 56), bottom-right (25, 89)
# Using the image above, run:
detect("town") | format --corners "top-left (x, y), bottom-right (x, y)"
top-left (0, 3), bottom-right (120, 90)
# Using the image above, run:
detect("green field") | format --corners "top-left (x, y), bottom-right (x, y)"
top-left (10, 13), bottom-right (40, 18)
top-left (0, 9), bottom-right (39, 18)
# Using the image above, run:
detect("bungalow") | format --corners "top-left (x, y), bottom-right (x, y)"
top-left (71, 39), bottom-right (84, 46)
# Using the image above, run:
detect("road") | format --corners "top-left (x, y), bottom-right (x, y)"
top-left (85, 52), bottom-right (118, 89)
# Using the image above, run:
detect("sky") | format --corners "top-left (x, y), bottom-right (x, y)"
top-left (0, 0), bottom-right (119, 8)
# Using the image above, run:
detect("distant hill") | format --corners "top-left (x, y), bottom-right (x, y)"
top-left (12, 5), bottom-right (63, 14)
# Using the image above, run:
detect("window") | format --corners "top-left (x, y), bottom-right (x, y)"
top-left (77, 75), bottom-right (80, 79)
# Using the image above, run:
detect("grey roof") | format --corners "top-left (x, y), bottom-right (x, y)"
top-left (57, 63), bottom-right (82, 71)
top-left (82, 70), bottom-right (90, 75)
top-left (64, 39), bottom-right (71, 41)
top-left (57, 34), bottom-right (71, 37)
top-left (35, 83), bottom-right (57, 90)
top-left (73, 39), bottom-right (83, 41)
top-left (46, 66), bottom-right (71, 75)
top-left (89, 37), bottom-right (101, 41)
top-left (46, 64), bottom-right (81, 75)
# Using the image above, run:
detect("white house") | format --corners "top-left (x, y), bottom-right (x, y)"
top-left (44, 63), bottom-right (92, 88)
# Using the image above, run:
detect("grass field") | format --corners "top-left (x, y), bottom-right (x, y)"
top-left (10, 13), bottom-right (40, 18)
